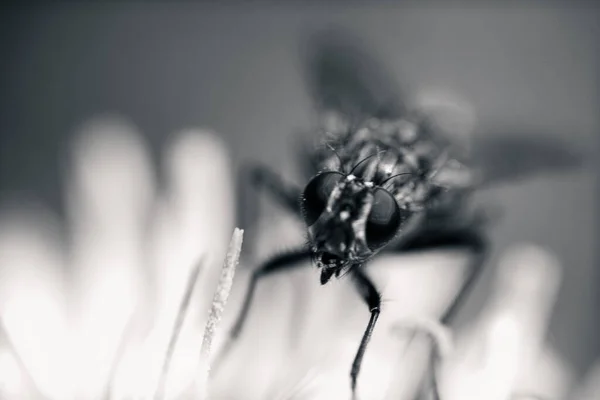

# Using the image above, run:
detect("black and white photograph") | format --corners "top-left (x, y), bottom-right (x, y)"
top-left (0, 2), bottom-right (598, 399)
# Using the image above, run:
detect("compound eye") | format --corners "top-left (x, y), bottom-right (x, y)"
top-left (366, 188), bottom-right (405, 249)
top-left (301, 171), bottom-right (344, 226)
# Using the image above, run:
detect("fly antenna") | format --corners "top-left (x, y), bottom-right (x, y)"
top-left (326, 143), bottom-right (343, 169)
top-left (349, 150), bottom-right (387, 175)
top-left (381, 172), bottom-right (414, 186)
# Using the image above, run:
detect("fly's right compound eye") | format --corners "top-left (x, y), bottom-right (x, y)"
top-left (365, 188), bottom-right (406, 249)
top-left (301, 171), bottom-right (344, 226)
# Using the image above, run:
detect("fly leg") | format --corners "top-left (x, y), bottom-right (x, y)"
top-left (426, 233), bottom-right (487, 400)
top-left (239, 163), bottom-right (303, 234)
top-left (350, 268), bottom-right (382, 395)
top-left (212, 163), bottom-right (303, 365)
top-left (229, 248), bottom-right (311, 339)
top-left (395, 227), bottom-right (489, 400)
top-left (438, 233), bottom-right (488, 325)
top-left (211, 247), bottom-right (311, 375)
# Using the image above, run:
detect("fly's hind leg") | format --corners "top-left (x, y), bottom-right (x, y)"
top-left (211, 247), bottom-right (311, 375)
top-left (390, 226), bottom-right (489, 400)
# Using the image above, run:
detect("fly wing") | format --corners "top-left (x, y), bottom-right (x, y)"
top-left (298, 29), bottom-right (408, 178)
top-left (423, 130), bottom-right (586, 195)
top-left (414, 95), bottom-right (587, 189)
top-left (469, 129), bottom-right (586, 187)
top-left (302, 29), bottom-right (406, 124)
top-left (300, 30), bottom-right (587, 187)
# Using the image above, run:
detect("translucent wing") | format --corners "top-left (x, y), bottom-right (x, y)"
top-left (470, 130), bottom-right (585, 187)
top-left (428, 131), bottom-right (586, 191)
top-left (299, 29), bottom-right (406, 179)
top-left (302, 29), bottom-right (406, 123)
top-left (413, 96), bottom-right (586, 188)
top-left (300, 29), bottom-right (586, 186)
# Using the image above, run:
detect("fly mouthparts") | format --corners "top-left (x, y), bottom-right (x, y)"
top-left (320, 267), bottom-right (336, 285)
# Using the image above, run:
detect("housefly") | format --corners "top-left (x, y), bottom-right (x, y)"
top-left (214, 30), bottom-right (582, 398)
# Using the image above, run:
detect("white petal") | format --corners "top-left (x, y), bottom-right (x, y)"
top-left (66, 115), bottom-right (154, 396)
top-left (147, 130), bottom-right (235, 397)
top-left (440, 244), bottom-right (563, 400)
top-left (159, 130), bottom-right (234, 317)
top-left (0, 204), bottom-right (68, 399)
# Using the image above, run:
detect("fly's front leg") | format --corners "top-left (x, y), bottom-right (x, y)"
top-left (230, 248), bottom-right (311, 339)
top-left (211, 247), bottom-right (311, 375)
top-left (350, 268), bottom-right (382, 394)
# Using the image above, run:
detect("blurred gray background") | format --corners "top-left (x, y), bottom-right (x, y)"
top-left (0, 1), bottom-right (598, 388)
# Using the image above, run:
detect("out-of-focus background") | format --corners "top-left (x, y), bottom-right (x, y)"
top-left (0, 1), bottom-right (598, 397)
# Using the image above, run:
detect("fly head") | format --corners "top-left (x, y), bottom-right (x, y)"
top-left (301, 171), bottom-right (412, 284)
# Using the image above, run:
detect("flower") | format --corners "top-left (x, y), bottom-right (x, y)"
top-left (0, 116), bottom-right (235, 399)
top-left (0, 115), bottom-right (590, 400)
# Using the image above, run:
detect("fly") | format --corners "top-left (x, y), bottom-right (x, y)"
top-left (302, 114), bottom-right (465, 286)
top-left (212, 30), bottom-right (582, 398)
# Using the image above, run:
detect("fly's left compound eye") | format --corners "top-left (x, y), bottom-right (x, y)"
top-left (366, 188), bottom-right (405, 249)
top-left (301, 171), bottom-right (344, 226)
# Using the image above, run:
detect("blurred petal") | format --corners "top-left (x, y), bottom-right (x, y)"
top-left (0, 324), bottom-right (46, 400)
top-left (574, 359), bottom-right (600, 400)
top-left (210, 265), bottom-right (298, 400)
top-left (148, 130), bottom-right (235, 396)
top-left (0, 203), bottom-right (68, 399)
top-left (518, 346), bottom-right (574, 400)
top-left (360, 249), bottom-right (478, 400)
top-left (155, 129), bottom-right (234, 309)
top-left (66, 115), bottom-right (154, 396)
top-left (440, 244), bottom-right (563, 400)
top-left (0, 347), bottom-right (26, 398)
